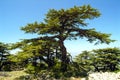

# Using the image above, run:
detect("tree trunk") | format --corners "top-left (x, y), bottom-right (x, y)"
top-left (0, 54), bottom-right (3, 71)
top-left (32, 57), bottom-right (37, 67)
top-left (59, 39), bottom-right (68, 72)
top-left (0, 64), bottom-right (3, 71)
top-left (93, 64), bottom-right (100, 72)
top-left (109, 64), bottom-right (116, 71)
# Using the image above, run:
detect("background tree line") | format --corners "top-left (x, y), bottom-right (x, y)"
top-left (1, 42), bottom-right (120, 79)
top-left (75, 48), bottom-right (120, 73)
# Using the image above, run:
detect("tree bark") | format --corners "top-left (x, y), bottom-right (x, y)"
top-left (93, 64), bottom-right (100, 72)
top-left (59, 38), bottom-right (68, 72)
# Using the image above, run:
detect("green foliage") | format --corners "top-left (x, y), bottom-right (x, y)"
top-left (75, 47), bottom-right (120, 72)
top-left (92, 47), bottom-right (120, 72)
top-left (0, 42), bottom-right (11, 71)
top-left (25, 63), bottom-right (36, 74)
top-left (75, 51), bottom-right (95, 72)
top-left (21, 5), bottom-right (113, 44)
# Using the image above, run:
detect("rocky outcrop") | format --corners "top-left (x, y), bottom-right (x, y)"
top-left (88, 72), bottom-right (120, 80)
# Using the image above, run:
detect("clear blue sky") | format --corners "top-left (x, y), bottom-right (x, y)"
top-left (0, 0), bottom-right (120, 56)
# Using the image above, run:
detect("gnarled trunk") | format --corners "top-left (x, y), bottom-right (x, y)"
top-left (59, 38), bottom-right (69, 72)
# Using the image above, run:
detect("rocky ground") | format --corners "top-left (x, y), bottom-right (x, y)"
top-left (87, 72), bottom-right (120, 80)
top-left (0, 71), bottom-right (120, 80)
top-left (70, 72), bottom-right (120, 80)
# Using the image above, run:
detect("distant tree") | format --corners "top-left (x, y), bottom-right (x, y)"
top-left (21, 5), bottom-right (114, 71)
top-left (74, 51), bottom-right (94, 72)
top-left (75, 48), bottom-right (120, 72)
top-left (0, 42), bottom-right (10, 71)
top-left (92, 48), bottom-right (120, 72)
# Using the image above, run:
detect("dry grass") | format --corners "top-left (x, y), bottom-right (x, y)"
top-left (0, 71), bottom-right (85, 80)
top-left (0, 71), bottom-right (28, 80)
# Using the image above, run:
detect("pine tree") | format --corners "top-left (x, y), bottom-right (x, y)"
top-left (20, 5), bottom-right (114, 71)
top-left (0, 42), bottom-right (10, 71)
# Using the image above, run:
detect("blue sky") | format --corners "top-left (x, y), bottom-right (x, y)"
top-left (0, 0), bottom-right (120, 56)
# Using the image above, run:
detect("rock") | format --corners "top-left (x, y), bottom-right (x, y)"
top-left (88, 72), bottom-right (120, 80)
